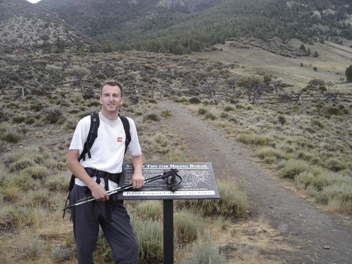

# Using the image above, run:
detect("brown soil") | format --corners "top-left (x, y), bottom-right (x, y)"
top-left (156, 99), bottom-right (352, 264)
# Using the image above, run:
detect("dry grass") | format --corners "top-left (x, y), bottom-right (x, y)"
top-left (194, 39), bottom-right (352, 90)
top-left (1, 40), bottom-right (351, 263)
top-left (208, 215), bottom-right (295, 264)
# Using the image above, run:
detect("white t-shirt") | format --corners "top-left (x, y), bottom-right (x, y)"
top-left (69, 112), bottom-right (142, 189)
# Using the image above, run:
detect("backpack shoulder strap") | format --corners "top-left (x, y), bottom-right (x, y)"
top-left (64, 111), bottom-right (100, 219)
top-left (79, 111), bottom-right (100, 161)
top-left (119, 115), bottom-right (131, 154)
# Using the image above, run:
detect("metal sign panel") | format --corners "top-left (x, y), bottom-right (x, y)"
top-left (118, 162), bottom-right (220, 200)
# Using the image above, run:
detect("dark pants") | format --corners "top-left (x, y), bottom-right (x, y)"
top-left (70, 185), bottom-right (138, 264)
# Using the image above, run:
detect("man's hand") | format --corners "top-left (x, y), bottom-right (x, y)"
top-left (131, 173), bottom-right (145, 189)
top-left (90, 183), bottom-right (109, 201)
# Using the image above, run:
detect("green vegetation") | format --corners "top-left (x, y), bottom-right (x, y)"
top-left (181, 232), bottom-right (226, 264)
top-left (0, 65), bottom-right (251, 262)
top-left (112, 0), bottom-right (352, 54)
top-left (37, 0), bottom-right (352, 55)
top-left (186, 92), bottom-right (352, 214)
top-left (346, 65), bottom-right (352, 82)
top-left (0, 46), bottom-right (351, 263)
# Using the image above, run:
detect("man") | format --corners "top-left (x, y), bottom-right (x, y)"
top-left (66, 80), bottom-right (144, 264)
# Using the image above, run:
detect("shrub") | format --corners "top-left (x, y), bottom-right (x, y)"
top-left (20, 166), bottom-right (50, 181)
top-left (135, 200), bottom-right (163, 221)
top-left (181, 232), bottom-right (226, 264)
top-left (296, 150), bottom-right (316, 162)
top-left (148, 98), bottom-right (157, 104)
top-left (17, 234), bottom-right (44, 260)
top-left (237, 133), bottom-right (272, 146)
top-left (131, 215), bottom-right (163, 263)
top-left (161, 110), bottom-right (172, 118)
top-left (13, 173), bottom-right (37, 191)
top-left (175, 210), bottom-right (202, 244)
top-left (177, 180), bottom-right (248, 218)
top-left (51, 244), bottom-right (74, 262)
top-left (205, 113), bottom-right (216, 120)
top-left (189, 97), bottom-right (201, 104)
top-left (30, 103), bottom-right (43, 112)
top-left (83, 87), bottom-right (95, 99)
top-left (277, 115), bottom-right (286, 126)
top-left (47, 172), bottom-right (70, 192)
top-left (311, 119), bottom-right (324, 128)
top-left (25, 118), bottom-right (36, 125)
top-left (220, 112), bottom-right (228, 118)
top-left (198, 108), bottom-right (207, 115)
top-left (1, 128), bottom-right (22, 143)
top-left (255, 147), bottom-right (285, 163)
top-left (278, 159), bottom-right (309, 179)
top-left (0, 108), bottom-right (8, 122)
top-left (294, 166), bottom-right (326, 190)
top-left (314, 181), bottom-right (352, 210)
top-left (223, 106), bottom-right (235, 112)
top-left (325, 157), bottom-right (346, 172)
top-left (325, 107), bottom-right (342, 116)
top-left (9, 158), bottom-right (35, 172)
top-left (144, 114), bottom-right (160, 122)
top-left (43, 106), bottom-right (63, 123)
top-left (31, 189), bottom-right (52, 209)
top-left (6, 207), bottom-right (37, 229)
top-left (12, 116), bottom-right (26, 123)
top-left (1, 185), bottom-right (21, 202)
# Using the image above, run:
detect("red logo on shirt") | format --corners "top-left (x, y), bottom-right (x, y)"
top-left (117, 137), bottom-right (123, 142)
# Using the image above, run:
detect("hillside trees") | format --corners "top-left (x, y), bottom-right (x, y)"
top-left (65, 66), bottom-right (91, 93)
top-left (305, 79), bottom-right (327, 92)
top-left (34, 0), bottom-right (351, 55)
top-left (237, 76), bottom-right (265, 104)
top-left (346, 65), bottom-right (352, 82)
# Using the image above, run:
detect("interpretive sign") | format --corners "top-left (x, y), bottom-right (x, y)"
top-left (118, 162), bottom-right (220, 200)
top-left (118, 162), bottom-right (220, 264)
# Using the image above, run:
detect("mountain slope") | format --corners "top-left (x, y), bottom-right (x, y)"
top-left (36, 0), bottom-right (352, 54)
top-left (0, 0), bottom-right (99, 54)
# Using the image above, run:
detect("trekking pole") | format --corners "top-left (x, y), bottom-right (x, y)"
top-left (63, 169), bottom-right (181, 210)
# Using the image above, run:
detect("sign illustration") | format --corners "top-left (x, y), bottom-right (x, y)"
top-left (118, 162), bottom-right (220, 200)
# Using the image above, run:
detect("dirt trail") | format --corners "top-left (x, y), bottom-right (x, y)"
top-left (157, 99), bottom-right (352, 264)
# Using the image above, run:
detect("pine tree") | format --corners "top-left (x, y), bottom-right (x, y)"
top-left (346, 65), bottom-right (352, 82)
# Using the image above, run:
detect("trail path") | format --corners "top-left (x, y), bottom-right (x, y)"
top-left (157, 99), bottom-right (352, 264)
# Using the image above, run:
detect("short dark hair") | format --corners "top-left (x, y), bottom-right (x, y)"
top-left (101, 80), bottom-right (123, 96)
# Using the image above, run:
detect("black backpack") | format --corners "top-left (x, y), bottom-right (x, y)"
top-left (64, 112), bottom-right (131, 217)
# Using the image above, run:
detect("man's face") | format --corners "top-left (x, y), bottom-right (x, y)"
top-left (100, 84), bottom-right (124, 114)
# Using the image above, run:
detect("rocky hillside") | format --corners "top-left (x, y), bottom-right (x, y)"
top-left (1, 0), bottom-right (351, 56)
top-left (37, 0), bottom-right (221, 41)
top-left (36, 0), bottom-right (352, 54)
top-left (0, 0), bottom-right (98, 55)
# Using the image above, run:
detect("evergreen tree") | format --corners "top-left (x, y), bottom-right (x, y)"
top-left (346, 65), bottom-right (352, 82)
top-left (306, 48), bottom-right (311, 56)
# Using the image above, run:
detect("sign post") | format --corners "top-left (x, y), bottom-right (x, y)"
top-left (119, 162), bottom-right (220, 264)
top-left (163, 199), bottom-right (174, 264)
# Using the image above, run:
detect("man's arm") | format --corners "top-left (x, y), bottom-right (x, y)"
top-left (130, 153), bottom-right (144, 189)
top-left (66, 149), bottom-right (109, 201)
